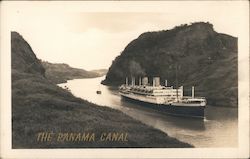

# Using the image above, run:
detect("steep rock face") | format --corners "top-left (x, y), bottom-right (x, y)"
top-left (11, 32), bottom-right (191, 148)
top-left (11, 32), bottom-right (45, 77)
top-left (103, 22), bottom-right (238, 107)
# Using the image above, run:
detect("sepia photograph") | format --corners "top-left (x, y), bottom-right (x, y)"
top-left (0, 1), bottom-right (249, 158)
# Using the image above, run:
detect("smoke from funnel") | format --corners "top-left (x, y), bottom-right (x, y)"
top-left (128, 60), bottom-right (146, 77)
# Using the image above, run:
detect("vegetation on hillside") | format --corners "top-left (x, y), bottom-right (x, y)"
top-left (11, 31), bottom-right (192, 148)
top-left (103, 22), bottom-right (238, 107)
top-left (42, 61), bottom-right (107, 84)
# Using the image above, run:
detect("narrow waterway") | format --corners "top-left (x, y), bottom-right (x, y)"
top-left (59, 76), bottom-right (238, 147)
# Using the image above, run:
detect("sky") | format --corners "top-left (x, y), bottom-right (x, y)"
top-left (3, 1), bottom-right (248, 70)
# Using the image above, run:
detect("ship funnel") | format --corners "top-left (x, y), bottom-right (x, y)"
top-left (192, 86), bottom-right (195, 98)
top-left (165, 80), bottom-right (168, 87)
top-left (153, 77), bottom-right (160, 87)
top-left (132, 77), bottom-right (136, 86)
top-left (180, 86), bottom-right (183, 98)
top-left (142, 77), bottom-right (148, 85)
top-left (125, 77), bottom-right (128, 86)
top-left (139, 77), bottom-right (141, 86)
top-left (131, 77), bottom-right (135, 86)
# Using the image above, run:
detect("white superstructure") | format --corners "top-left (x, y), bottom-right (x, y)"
top-left (119, 77), bottom-right (206, 107)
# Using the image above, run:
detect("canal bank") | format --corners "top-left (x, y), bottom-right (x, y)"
top-left (59, 76), bottom-right (238, 147)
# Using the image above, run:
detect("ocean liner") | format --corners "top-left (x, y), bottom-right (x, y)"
top-left (119, 77), bottom-right (206, 118)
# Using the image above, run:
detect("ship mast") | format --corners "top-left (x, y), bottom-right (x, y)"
top-left (176, 64), bottom-right (179, 102)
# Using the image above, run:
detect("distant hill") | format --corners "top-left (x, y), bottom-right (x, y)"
top-left (42, 61), bottom-right (105, 84)
top-left (11, 31), bottom-right (191, 148)
top-left (103, 22), bottom-right (238, 107)
top-left (90, 69), bottom-right (108, 76)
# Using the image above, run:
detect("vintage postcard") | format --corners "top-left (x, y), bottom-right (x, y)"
top-left (0, 1), bottom-right (249, 158)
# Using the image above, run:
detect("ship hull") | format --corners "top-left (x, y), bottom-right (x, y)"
top-left (121, 95), bottom-right (205, 119)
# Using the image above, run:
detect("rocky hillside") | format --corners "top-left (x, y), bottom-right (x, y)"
top-left (42, 61), bottom-right (106, 84)
top-left (11, 31), bottom-right (191, 148)
top-left (11, 32), bottom-right (45, 77)
top-left (103, 22), bottom-right (238, 107)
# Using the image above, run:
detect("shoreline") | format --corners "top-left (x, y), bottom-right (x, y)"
top-left (11, 31), bottom-right (193, 148)
top-left (12, 73), bottom-right (193, 148)
top-left (101, 81), bottom-right (238, 108)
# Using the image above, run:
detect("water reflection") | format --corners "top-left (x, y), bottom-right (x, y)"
top-left (58, 76), bottom-right (238, 147)
top-left (120, 98), bottom-right (206, 130)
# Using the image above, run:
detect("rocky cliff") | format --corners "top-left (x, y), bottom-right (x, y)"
top-left (103, 22), bottom-right (238, 107)
top-left (11, 31), bottom-right (191, 148)
top-left (11, 32), bottom-right (45, 77)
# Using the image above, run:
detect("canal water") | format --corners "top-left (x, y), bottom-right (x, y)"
top-left (58, 76), bottom-right (238, 147)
